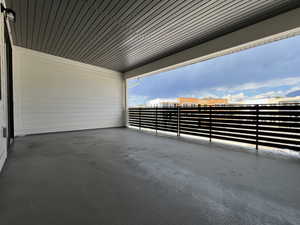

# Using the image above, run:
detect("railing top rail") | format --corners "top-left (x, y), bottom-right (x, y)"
top-left (129, 103), bottom-right (300, 109)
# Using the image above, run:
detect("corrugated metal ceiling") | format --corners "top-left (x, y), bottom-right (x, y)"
top-left (5, 0), bottom-right (300, 72)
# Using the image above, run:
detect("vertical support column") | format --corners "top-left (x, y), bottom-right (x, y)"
top-left (209, 105), bottom-right (212, 142)
top-left (177, 106), bottom-right (180, 137)
top-left (155, 106), bottom-right (158, 135)
top-left (139, 107), bottom-right (141, 131)
top-left (124, 79), bottom-right (128, 127)
top-left (256, 104), bottom-right (259, 151)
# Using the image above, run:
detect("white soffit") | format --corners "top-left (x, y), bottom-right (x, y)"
top-left (125, 7), bottom-right (300, 79)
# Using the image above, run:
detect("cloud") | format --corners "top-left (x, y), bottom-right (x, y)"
top-left (223, 93), bottom-right (246, 102)
top-left (128, 95), bottom-right (149, 106)
top-left (180, 90), bottom-right (219, 99)
top-left (284, 85), bottom-right (300, 95)
top-left (251, 91), bottom-right (284, 99)
top-left (214, 76), bottom-right (300, 92)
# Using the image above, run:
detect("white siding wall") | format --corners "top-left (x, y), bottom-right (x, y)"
top-left (13, 47), bottom-right (125, 136)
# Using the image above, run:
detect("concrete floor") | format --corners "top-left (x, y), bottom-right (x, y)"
top-left (0, 128), bottom-right (300, 225)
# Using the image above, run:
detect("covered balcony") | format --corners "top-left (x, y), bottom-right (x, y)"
top-left (0, 0), bottom-right (300, 224)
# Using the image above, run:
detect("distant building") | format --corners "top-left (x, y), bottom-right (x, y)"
top-left (178, 97), bottom-right (228, 106)
top-left (147, 98), bottom-right (178, 107)
top-left (147, 97), bottom-right (228, 107)
top-left (146, 96), bottom-right (300, 107)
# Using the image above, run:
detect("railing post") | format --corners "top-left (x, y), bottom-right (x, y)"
top-left (209, 105), bottom-right (212, 142)
top-left (155, 106), bottom-right (158, 135)
top-left (139, 107), bottom-right (141, 131)
top-left (256, 104), bottom-right (259, 151)
top-left (177, 106), bottom-right (180, 136)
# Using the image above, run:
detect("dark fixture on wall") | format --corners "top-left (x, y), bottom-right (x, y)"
top-left (1, 3), bottom-right (15, 23)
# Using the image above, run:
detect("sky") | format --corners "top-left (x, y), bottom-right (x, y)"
top-left (128, 35), bottom-right (300, 106)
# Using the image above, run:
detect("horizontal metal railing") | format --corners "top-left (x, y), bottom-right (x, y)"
top-left (128, 104), bottom-right (300, 152)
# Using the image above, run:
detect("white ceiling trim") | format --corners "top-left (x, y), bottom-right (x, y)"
top-left (125, 7), bottom-right (300, 79)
